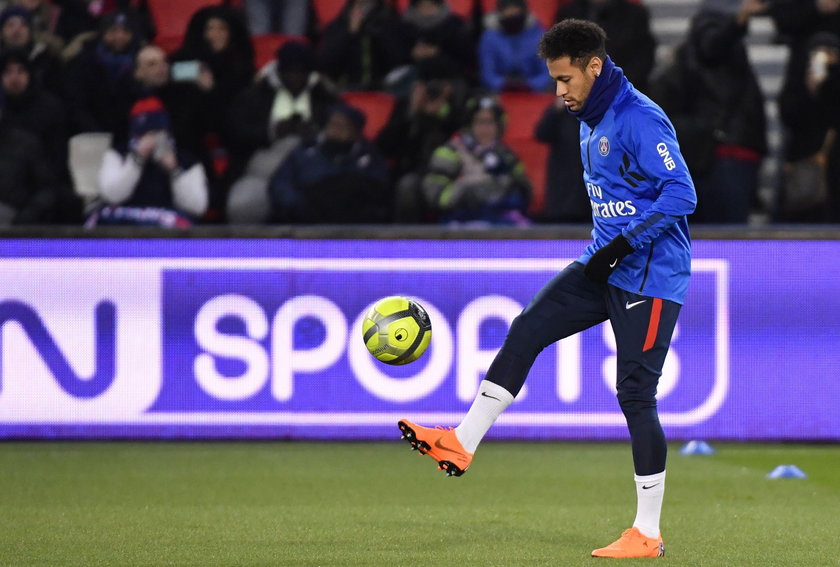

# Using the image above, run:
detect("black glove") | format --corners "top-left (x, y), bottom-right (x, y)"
top-left (584, 234), bottom-right (635, 283)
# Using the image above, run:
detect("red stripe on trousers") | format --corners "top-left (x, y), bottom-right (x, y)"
top-left (643, 298), bottom-right (663, 352)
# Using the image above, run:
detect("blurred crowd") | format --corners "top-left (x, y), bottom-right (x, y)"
top-left (0, 0), bottom-right (838, 228)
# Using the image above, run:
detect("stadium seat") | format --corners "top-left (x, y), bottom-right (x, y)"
top-left (499, 92), bottom-right (554, 139)
top-left (499, 92), bottom-right (555, 215)
top-left (251, 34), bottom-right (310, 71)
top-left (480, 0), bottom-right (561, 29)
top-left (68, 132), bottom-right (113, 204)
top-left (312, 0), bottom-right (347, 29)
top-left (339, 91), bottom-right (395, 141)
top-left (147, 0), bottom-right (223, 53)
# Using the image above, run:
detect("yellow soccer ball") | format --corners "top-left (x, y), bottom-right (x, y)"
top-left (362, 296), bottom-right (432, 365)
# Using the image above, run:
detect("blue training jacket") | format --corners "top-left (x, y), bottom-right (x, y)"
top-left (573, 58), bottom-right (696, 304)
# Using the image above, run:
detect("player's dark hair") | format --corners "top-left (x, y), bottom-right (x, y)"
top-left (537, 19), bottom-right (607, 71)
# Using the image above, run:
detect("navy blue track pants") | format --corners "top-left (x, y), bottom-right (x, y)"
top-left (484, 261), bottom-right (681, 475)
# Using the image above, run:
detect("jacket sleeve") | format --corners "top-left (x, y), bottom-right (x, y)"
top-left (171, 163), bottom-right (209, 216)
top-left (98, 149), bottom-right (142, 205)
top-left (421, 143), bottom-right (462, 209)
top-left (620, 110), bottom-right (697, 249)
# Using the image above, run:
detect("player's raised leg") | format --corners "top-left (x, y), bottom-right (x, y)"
top-left (399, 263), bottom-right (607, 475)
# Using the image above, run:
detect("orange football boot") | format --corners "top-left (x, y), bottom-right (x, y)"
top-left (397, 419), bottom-right (473, 476)
top-left (591, 527), bottom-right (665, 558)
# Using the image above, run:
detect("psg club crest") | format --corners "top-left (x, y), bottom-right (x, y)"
top-left (598, 136), bottom-right (610, 156)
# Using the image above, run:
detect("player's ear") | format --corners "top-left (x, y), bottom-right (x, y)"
top-left (588, 56), bottom-right (603, 79)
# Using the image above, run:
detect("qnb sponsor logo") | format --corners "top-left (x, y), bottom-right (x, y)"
top-left (657, 142), bottom-right (677, 171)
top-left (0, 300), bottom-right (117, 397)
top-left (590, 199), bottom-right (637, 218)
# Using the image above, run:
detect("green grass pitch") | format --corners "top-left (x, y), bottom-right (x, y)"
top-left (1, 441), bottom-right (838, 566)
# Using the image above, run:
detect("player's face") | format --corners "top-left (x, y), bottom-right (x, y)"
top-left (547, 56), bottom-right (601, 113)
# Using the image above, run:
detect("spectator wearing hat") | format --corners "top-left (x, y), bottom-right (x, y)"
top-left (0, 5), bottom-right (63, 96)
top-left (649, 0), bottom-right (768, 224)
top-left (268, 103), bottom-right (390, 223)
top-left (88, 96), bottom-right (208, 228)
top-left (319, 0), bottom-right (410, 91)
top-left (477, 0), bottom-right (552, 92)
top-left (376, 56), bottom-right (463, 222)
top-left (0, 87), bottom-right (59, 225)
top-left (131, 45), bottom-right (222, 222)
top-left (421, 94), bottom-right (532, 225)
top-left (225, 40), bottom-right (339, 223)
top-left (0, 51), bottom-right (78, 221)
top-left (8, 0), bottom-right (64, 55)
top-left (63, 9), bottom-right (143, 138)
top-left (0, 51), bottom-right (67, 176)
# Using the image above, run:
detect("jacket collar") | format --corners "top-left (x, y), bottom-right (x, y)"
top-left (569, 56), bottom-right (625, 128)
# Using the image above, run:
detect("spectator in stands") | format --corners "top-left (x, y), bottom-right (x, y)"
top-left (477, 0), bottom-right (551, 93)
top-left (387, 0), bottom-right (475, 94)
top-left (172, 5), bottom-right (255, 128)
top-left (132, 45), bottom-right (209, 166)
top-left (649, 0), bottom-right (768, 223)
top-left (243, 0), bottom-right (310, 36)
top-left (1, 51), bottom-right (80, 222)
top-left (52, 0), bottom-right (152, 47)
top-left (268, 103), bottom-right (390, 223)
top-left (0, 51), bottom-right (67, 176)
top-left (555, 0), bottom-right (657, 92)
top-left (318, 0), bottom-right (410, 91)
top-left (9, 0), bottom-right (64, 55)
top-left (0, 88), bottom-right (58, 225)
top-left (768, 0), bottom-right (840, 90)
top-left (226, 40), bottom-right (339, 223)
top-left (0, 5), bottom-right (63, 95)
top-left (775, 31), bottom-right (840, 221)
top-left (376, 56), bottom-right (462, 222)
top-left (87, 96), bottom-right (208, 228)
top-left (63, 10), bottom-right (143, 140)
top-left (534, 97), bottom-right (590, 223)
top-left (421, 94), bottom-right (532, 225)
top-left (768, 1), bottom-right (840, 221)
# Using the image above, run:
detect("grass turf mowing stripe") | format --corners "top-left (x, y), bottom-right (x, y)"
top-left (0, 442), bottom-right (838, 566)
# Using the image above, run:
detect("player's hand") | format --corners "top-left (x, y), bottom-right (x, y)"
top-left (584, 234), bottom-right (635, 283)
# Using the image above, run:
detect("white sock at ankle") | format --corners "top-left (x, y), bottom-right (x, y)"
top-left (454, 381), bottom-right (514, 454)
top-left (632, 470), bottom-right (666, 539)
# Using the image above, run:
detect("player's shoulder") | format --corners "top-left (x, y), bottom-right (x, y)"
top-left (614, 86), bottom-right (667, 122)
top-left (613, 86), bottom-right (674, 140)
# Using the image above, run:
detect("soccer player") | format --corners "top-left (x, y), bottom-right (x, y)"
top-left (398, 19), bottom-right (696, 559)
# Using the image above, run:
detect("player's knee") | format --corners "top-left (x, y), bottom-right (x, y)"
top-left (503, 311), bottom-right (543, 352)
top-left (617, 389), bottom-right (658, 424)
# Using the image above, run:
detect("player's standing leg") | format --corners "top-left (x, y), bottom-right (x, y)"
top-left (591, 287), bottom-right (681, 558)
top-left (399, 262), bottom-right (607, 475)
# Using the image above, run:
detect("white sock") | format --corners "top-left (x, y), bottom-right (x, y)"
top-left (633, 470), bottom-right (666, 539)
top-left (454, 381), bottom-right (514, 453)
